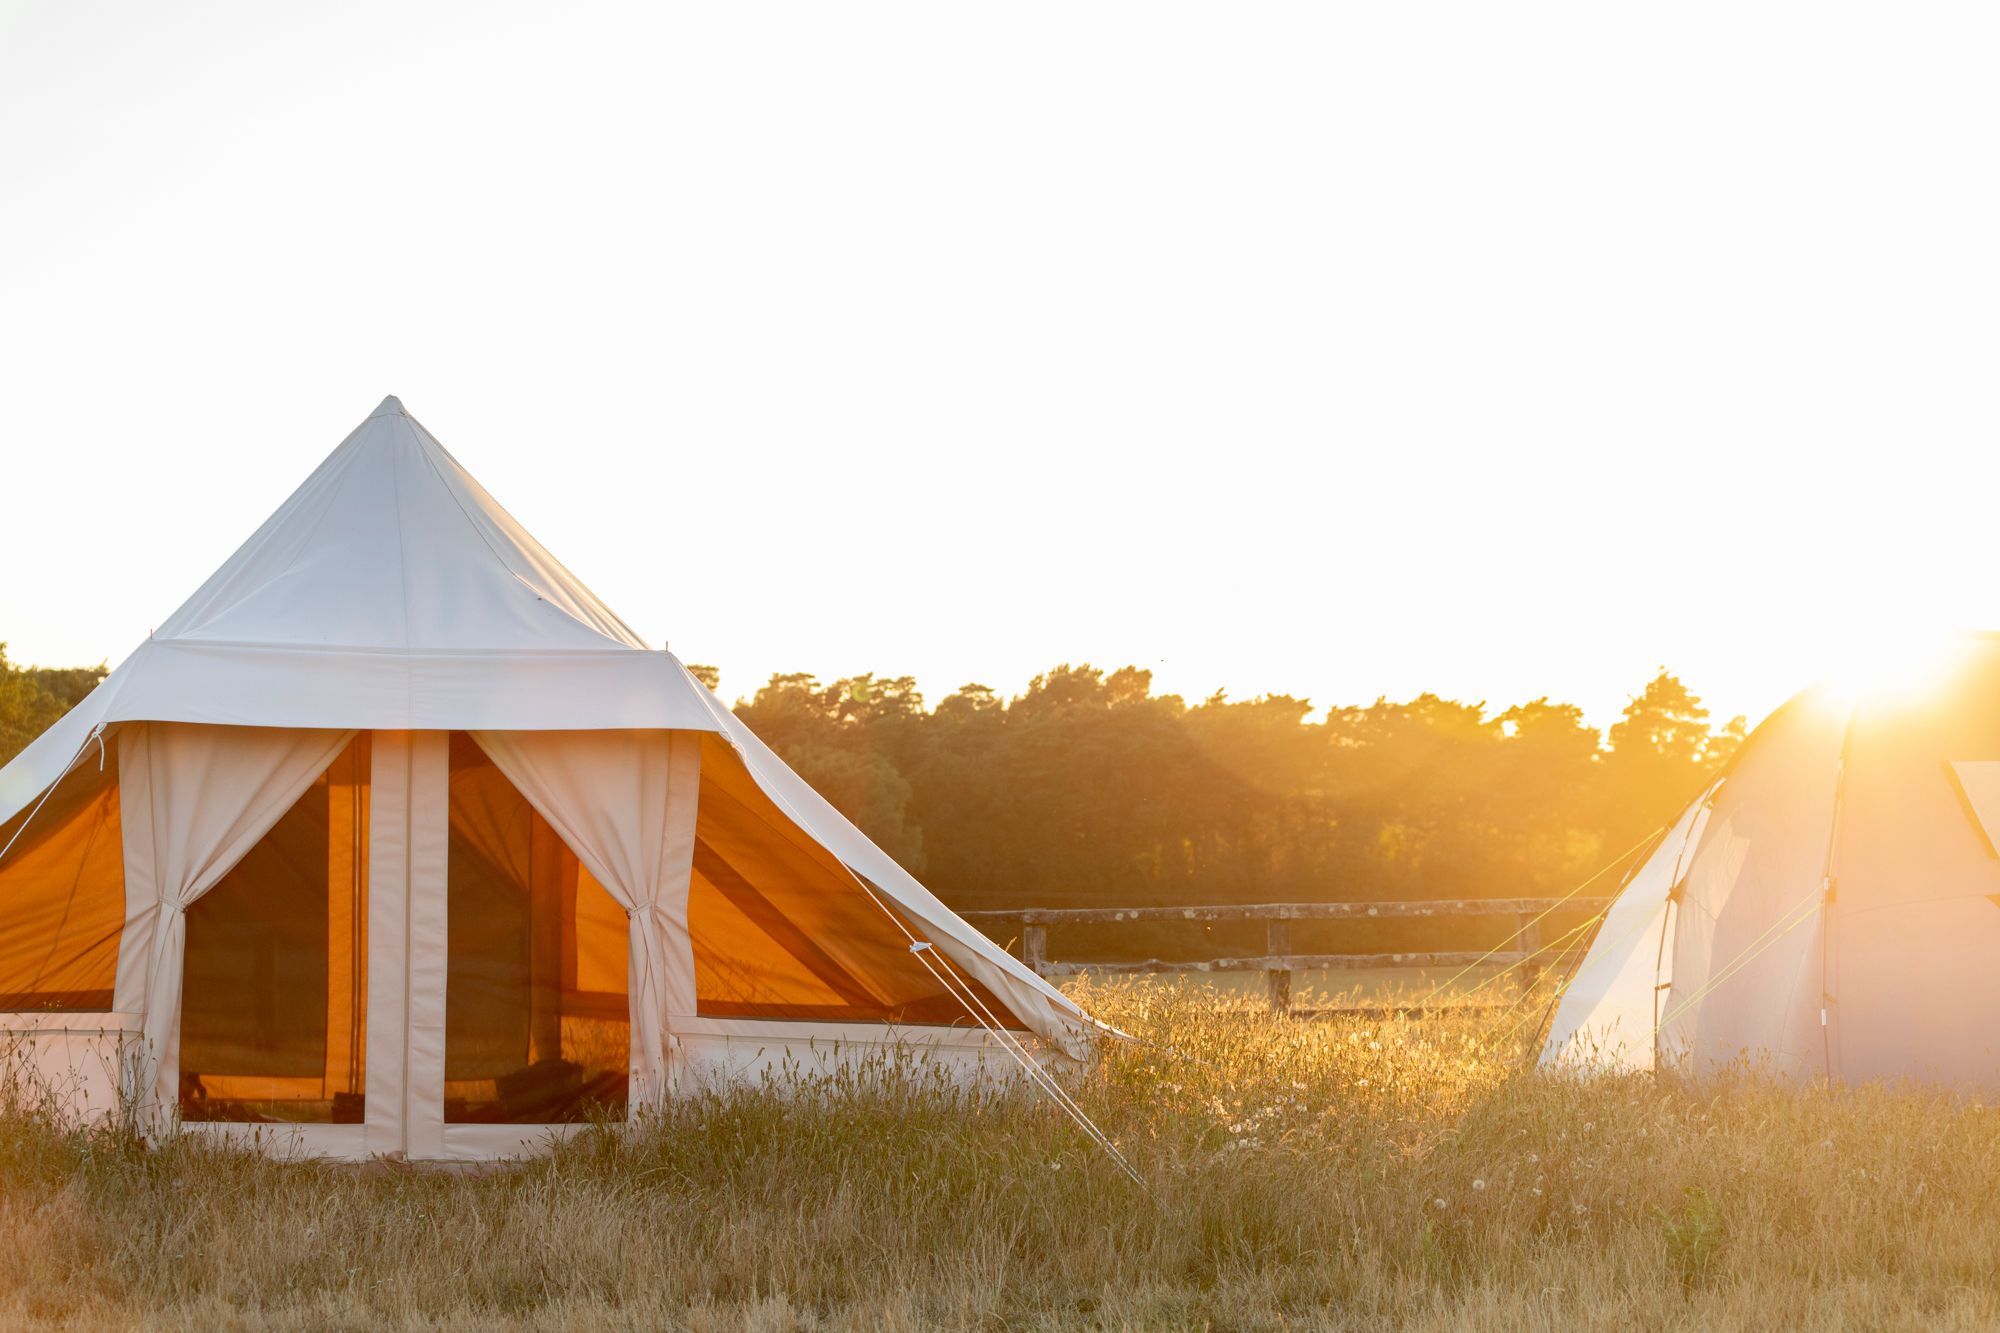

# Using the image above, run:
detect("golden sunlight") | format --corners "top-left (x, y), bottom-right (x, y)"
top-left (1821, 629), bottom-right (1983, 711)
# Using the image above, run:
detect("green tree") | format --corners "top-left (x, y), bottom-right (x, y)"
top-left (732, 672), bottom-right (928, 871)
top-left (729, 660), bottom-right (1744, 927)
top-left (0, 645), bottom-right (107, 766)
top-left (1600, 670), bottom-right (1735, 851)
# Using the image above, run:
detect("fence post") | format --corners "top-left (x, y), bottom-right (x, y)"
top-left (1022, 923), bottom-right (1047, 977)
top-left (1517, 912), bottom-right (1542, 996)
top-left (1266, 920), bottom-right (1292, 1014)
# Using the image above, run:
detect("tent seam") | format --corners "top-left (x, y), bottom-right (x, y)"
top-left (416, 427), bottom-right (649, 647)
top-left (405, 421), bottom-right (646, 650)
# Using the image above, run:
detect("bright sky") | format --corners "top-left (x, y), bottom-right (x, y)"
top-left (3, 3), bottom-right (1995, 732)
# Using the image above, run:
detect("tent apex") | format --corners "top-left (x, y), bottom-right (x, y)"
top-left (369, 394), bottom-right (407, 419)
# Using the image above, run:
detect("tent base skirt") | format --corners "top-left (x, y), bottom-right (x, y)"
top-left (0, 1011), bottom-right (140, 1129)
top-left (0, 1018), bottom-right (1063, 1162)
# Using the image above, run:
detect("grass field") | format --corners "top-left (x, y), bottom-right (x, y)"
top-left (2, 977), bottom-right (1998, 1330)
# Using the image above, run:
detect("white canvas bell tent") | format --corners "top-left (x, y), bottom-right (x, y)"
top-left (0, 396), bottom-right (1096, 1160)
top-left (1542, 635), bottom-right (2000, 1086)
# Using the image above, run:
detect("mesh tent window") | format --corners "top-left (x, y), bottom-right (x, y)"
top-left (688, 733), bottom-right (1020, 1028)
top-left (179, 735), bottom-right (371, 1123)
top-left (445, 733), bottom-right (629, 1124)
top-left (0, 744), bottom-right (123, 1013)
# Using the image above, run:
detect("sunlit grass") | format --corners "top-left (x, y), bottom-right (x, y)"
top-left (3, 978), bottom-right (2000, 1329)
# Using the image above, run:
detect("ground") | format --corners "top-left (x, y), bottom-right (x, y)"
top-left (2, 977), bottom-right (1997, 1330)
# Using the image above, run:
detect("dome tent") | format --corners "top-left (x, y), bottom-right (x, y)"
top-left (0, 396), bottom-right (1095, 1161)
top-left (1543, 635), bottom-right (2000, 1085)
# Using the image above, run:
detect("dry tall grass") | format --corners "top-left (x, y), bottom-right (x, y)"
top-left (3, 979), bottom-right (1998, 1330)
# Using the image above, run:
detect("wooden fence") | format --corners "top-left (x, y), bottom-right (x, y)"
top-left (959, 897), bottom-right (1611, 1013)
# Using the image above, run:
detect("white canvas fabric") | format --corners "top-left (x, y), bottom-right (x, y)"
top-left (0, 1014), bottom-right (138, 1126)
top-left (112, 723), bottom-right (356, 1123)
top-left (1541, 793), bottom-right (1711, 1073)
top-left (1656, 689), bottom-right (1849, 1078)
top-left (1544, 645), bottom-right (2000, 1088)
top-left (1820, 667), bottom-right (2000, 1084)
top-left (1543, 688), bottom-right (1848, 1080)
top-left (363, 732), bottom-right (417, 1157)
top-left (361, 730), bottom-right (453, 1159)
top-left (470, 728), bottom-right (703, 1115)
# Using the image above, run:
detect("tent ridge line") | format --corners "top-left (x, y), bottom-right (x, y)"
top-left (402, 413), bottom-right (650, 651)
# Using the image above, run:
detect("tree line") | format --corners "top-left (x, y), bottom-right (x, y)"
top-left (2, 645), bottom-right (1746, 930)
top-left (704, 661), bottom-right (1743, 912)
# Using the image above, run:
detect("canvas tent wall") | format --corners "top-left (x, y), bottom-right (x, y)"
top-left (0, 397), bottom-right (1095, 1160)
top-left (1542, 636), bottom-right (2000, 1086)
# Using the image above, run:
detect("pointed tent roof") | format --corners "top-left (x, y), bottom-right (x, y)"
top-left (158, 396), bottom-right (648, 654)
top-left (2, 396), bottom-right (721, 821)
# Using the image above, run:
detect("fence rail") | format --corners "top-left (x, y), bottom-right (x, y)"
top-left (961, 897), bottom-right (1611, 1013)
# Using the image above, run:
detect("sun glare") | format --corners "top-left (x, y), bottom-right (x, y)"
top-left (1822, 631), bottom-right (1979, 709)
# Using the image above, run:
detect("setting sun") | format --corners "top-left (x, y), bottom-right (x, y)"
top-left (1821, 630), bottom-right (1984, 711)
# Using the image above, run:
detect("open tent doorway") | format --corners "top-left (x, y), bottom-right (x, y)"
top-left (445, 731), bottom-right (631, 1126)
top-left (179, 734), bottom-right (370, 1125)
